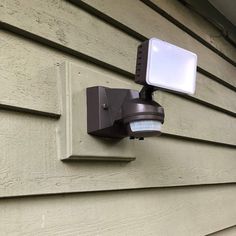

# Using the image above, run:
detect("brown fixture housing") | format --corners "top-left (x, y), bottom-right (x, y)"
top-left (86, 86), bottom-right (164, 139)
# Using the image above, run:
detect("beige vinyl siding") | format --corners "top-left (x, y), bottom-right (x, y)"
top-left (1, 186), bottom-right (236, 236)
top-left (144, 0), bottom-right (236, 64)
top-left (0, 0), bottom-right (235, 235)
top-left (0, 34), bottom-right (236, 197)
top-left (0, 108), bottom-right (236, 197)
top-left (0, 32), bottom-right (60, 116)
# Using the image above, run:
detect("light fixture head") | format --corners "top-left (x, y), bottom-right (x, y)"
top-left (135, 38), bottom-right (197, 95)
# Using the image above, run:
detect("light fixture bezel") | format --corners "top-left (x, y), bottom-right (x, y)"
top-left (135, 38), bottom-right (197, 95)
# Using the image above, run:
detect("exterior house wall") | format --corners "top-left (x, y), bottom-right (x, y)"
top-left (0, 0), bottom-right (235, 235)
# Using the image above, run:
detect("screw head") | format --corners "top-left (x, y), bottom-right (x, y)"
top-left (102, 104), bottom-right (108, 110)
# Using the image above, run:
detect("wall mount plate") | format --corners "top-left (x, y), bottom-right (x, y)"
top-left (57, 62), bottom-right (136, 161)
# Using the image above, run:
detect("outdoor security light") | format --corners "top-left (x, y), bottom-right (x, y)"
top-left (87, 38), bottom-right (197, 139)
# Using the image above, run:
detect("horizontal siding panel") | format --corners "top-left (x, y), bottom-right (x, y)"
top-left (0, 31), bottom-right (60, 116)
top-left (0, 0), bottom-right (139, 75)
top-left (157, 92), bottom-right (236, 145)
top-left (159, 92), bottom-right (236, 145)
top-left (0, 109), bottom-right (236, 197)
top-left (0, 29), bottom-right (236, 117)
top-left (194, 73), bottom-right (236, 115)
top-left (0, 0), bottom-right (236, 89)
top-left (1, 185), bottom-right (236, 235)
top-left (147, 0), bottom-right (236, 64)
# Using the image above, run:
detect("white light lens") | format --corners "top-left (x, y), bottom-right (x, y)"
top-left (130, 120), bottom-right (162, 132)
top-left (146, 38), bottom-right (197, 95)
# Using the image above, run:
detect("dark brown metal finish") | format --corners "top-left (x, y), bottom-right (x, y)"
top-left (87, 86), bottom-right (165, 139)
top-left (135, 40), bottom-right (149, 85)
top-left (86, 86), bottom-right (139, 138)
top-left (122, 98), bottom-right (164, 124)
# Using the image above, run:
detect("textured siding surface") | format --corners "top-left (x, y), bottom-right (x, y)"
top-left (0, 0), bottom-right (235, 235)
top-left (1, 186), bottom-right (236, 236)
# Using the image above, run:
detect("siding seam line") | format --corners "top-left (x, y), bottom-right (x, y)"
top-left (0, 182), bottom-right (236, 200)
top-left (0, 104), bottom-right (60, 119)
top-left (206, 224), bottom-right (236, 235)
top-left (162, 133), bottom-right (236, 148)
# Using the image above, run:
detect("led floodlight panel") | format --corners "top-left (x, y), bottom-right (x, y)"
top-left (135, 38), bottom-right (197, 95)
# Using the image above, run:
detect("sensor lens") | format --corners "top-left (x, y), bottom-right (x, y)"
top-left (129, 120), bottom-right (162, 132)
